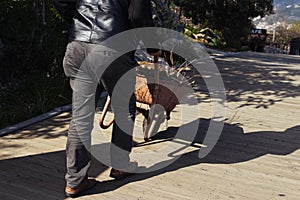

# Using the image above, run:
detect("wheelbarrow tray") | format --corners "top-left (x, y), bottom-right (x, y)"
top-left (99, 59), bottom-right (191, 141)
top-left (135, 61), bottom-right (189, 112)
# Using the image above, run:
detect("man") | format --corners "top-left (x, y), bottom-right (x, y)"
top-left (57, 0), bottom-right (161, 197)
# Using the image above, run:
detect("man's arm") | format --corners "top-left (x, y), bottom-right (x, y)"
top-left (128, 0), bottom-right (161, 55)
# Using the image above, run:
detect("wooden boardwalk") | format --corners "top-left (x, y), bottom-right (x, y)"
top-left (0, 52), bottom-right (300, 200)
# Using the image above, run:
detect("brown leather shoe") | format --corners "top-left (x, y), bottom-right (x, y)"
top-left (65, 178), bottom-right (97, 198)
top-left (109, 161), bottom-right (138, 180)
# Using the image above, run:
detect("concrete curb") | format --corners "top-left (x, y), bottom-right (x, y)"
top-left (0, 47), bottom-right (239, 138)
top-left (0, 92), bottom-right (109, 137)
top-left (205, 47), bottom-right (242, 58)
top-left (0, 104), bottom-right (72, 137)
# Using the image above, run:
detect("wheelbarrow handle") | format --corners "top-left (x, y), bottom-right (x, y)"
top-left (99, 56), bottom-right (159, 130)
top-left (154, 55), bottom-right (159, 63)
top-left (98, 97), bottom-right (114, 129)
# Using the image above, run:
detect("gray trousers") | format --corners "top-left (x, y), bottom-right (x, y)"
top-left (63, 41), bottom-right (136, 187)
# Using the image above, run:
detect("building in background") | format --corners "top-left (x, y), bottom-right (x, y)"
top-left (248, 29), bottom-right (268, 52)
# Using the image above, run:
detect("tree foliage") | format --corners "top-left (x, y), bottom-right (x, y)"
top-left (0, 0), bottom-right (70, 82)
top-left (288, 21), bottom-right (300, 40)
top-left (274, 21), bottom-right (300, 47)
top-left (0, 0), bottom-right (71, 128)
top-left (172, 0), bottom-right (274, 48)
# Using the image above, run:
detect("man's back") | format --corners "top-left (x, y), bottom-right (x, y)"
top-left (69, 0), bottom-right (153, 43)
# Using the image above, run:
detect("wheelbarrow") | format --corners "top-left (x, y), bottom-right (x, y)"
top-left (98, 56), bottom-right (190, 141)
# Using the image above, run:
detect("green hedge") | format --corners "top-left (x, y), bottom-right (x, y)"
top-left (0, 0), bottom-right (72, 129)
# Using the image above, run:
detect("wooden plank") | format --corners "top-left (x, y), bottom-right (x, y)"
top-left (0, 174), bottom-right (63, 200)
top-left (1, 52), bottom-right (300, 200)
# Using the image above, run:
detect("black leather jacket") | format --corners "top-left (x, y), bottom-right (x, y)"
top-left (53, 0), bottom-right (154, 44)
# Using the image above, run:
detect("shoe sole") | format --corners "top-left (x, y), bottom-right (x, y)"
top-left (65, 180), bottom-right (96, 198)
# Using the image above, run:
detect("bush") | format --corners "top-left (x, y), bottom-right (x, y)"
top-left (0, 69), bottom-right (71, 129)
top-left (0, 0), bottom-right (72, 129)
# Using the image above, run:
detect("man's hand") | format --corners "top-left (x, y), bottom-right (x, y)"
top-left (147, 49), bottom-right (162, 57)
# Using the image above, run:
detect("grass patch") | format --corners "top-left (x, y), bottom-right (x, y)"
top-left (0, 69), bottom-right (71, 129)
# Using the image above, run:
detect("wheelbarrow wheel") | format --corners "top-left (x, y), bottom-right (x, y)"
top-left (142, 117), bottom-right (150, 141)
top-left (142, 105), bottom-right (166, 141)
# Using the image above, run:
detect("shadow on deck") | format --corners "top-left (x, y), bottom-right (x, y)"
top-left (0, 118), bottom-right (299, 199)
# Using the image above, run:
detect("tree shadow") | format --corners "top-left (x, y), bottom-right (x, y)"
top-left (84, 118), bottom-right (300, 197)
top-left (1, 112), bottom-right (71, 140)
top-left (188, 52), bottom-right (300, 108)
top-left (2, 52), bottom-right (299, 142)
top-left (1, 118), bottom-right (298, 199)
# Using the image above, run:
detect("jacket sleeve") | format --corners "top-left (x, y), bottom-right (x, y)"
top-left (128, 0), bottom-right (160, 53)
